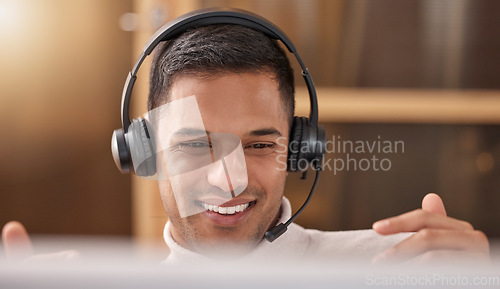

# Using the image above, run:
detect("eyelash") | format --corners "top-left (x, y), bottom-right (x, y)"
top-left (173, 141), bottom-right (277, 157)
top-left (178, 142), bottom-right (274, 149)
top-left (244, 143), bottom-right (275, 150)
top-left (178, 141), bottom-right (211, 149)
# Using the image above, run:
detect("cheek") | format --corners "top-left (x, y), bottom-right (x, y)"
top-left (158, 180), bottom-right (178, 218)
top-left (158, 152), bottom-right (204, 218)
top-left (245, 154), bottom-right (287, 194)
top-left (157, 154), bottom-right (178, 217)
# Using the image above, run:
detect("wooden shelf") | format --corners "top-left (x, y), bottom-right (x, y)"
top-left (295, 88), bottom-right (500, 124)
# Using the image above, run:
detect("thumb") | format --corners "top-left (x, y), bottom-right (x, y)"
top-left (421, 193), bottom-right (447, 216)
top-left (2, 221), bottom-right (34, 260)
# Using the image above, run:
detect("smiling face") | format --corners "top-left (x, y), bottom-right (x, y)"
top-left (157, 72), bottom-right (290, 256)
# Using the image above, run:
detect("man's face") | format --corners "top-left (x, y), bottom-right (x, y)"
top-left (157, 72), bottom-right (290, 256)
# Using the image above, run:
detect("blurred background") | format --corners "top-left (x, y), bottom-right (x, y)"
top-left (0, 0), bottom-right (499, 257)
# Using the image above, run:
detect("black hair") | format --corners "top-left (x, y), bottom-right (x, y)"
top-left (148, 24), bottom-right (295, 123)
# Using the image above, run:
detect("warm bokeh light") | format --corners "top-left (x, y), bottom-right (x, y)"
top-left (0, 0), bottom-right (133, 236)
top-left (0, 0), bottom-right (21, 28)
top-left (476, 152), bottom-right (495, 173)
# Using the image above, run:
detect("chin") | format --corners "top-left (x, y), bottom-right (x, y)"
top-left (189, 226), bottom-right (264, 258)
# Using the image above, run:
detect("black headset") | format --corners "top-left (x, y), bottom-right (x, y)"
top-left (111, 7), bottom-right (325, 242)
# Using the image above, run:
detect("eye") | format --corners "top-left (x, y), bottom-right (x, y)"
top-left (248, 143), bottom-right (274, 149)
top-left (244, 142), bottom-right (276, 156)
top-left (175, 141), bottom-right (212, 155)
top-left (180, 141), bottom-right (210, 148)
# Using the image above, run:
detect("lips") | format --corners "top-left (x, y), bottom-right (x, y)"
top-left (202, 201), bottom-right (251, 215)
top-left (199, 200), bottom-right (256, 226)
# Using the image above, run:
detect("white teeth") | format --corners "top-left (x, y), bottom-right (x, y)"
top-left (202, 202), bottom-right (251, 215)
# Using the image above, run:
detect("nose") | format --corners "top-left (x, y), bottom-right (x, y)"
top-left (206, 144), bottom-right (248, 197)
top-left (206, 158), bottom-right (232, 193)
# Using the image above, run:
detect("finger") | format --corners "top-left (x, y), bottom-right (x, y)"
top-left (422, 193), bottom-right (447, 216)
top-left (372, 209), bottom-right (474, 235)
top-left (2, 221), bottom-right (34, 260)
top-left (372, 229), bottom-right (489, 264)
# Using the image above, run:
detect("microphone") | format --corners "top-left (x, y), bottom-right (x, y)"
top-left (264, 170), bottom-right (321, 242)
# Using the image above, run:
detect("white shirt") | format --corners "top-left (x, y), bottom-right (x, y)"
top-left (162, 197), bottom-right (410, 264)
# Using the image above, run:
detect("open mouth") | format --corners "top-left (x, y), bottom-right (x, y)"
top-left (201, 201), bottom-right (254, 215)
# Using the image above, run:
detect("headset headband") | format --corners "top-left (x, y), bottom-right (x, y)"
top-left (120, 7), bottom-right (318, 132)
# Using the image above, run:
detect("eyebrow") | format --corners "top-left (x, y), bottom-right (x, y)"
top-left (172, 128), bottom-right (207, 137)
top-left (247, 128), bottom-right (283, 137)
top-left (171, 127), bottom-right (283, 138)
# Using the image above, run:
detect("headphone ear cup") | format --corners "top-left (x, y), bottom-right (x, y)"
top-left (287, 117), bottom-right (304, 172)
top-left (287, 117), bottom-right (325, 172)
top-left (111, 128), bottom-right (132, 173)
top-left (312, 125), bottom-right (326, 170)
top-left (126, 118), bottom-right (157, 177)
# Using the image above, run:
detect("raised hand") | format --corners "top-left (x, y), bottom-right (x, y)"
top-left (372, 193), bottom-right (489, 265)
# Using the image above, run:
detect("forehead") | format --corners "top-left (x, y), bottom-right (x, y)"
top-left (167, 72), bottom-right (289, 136)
